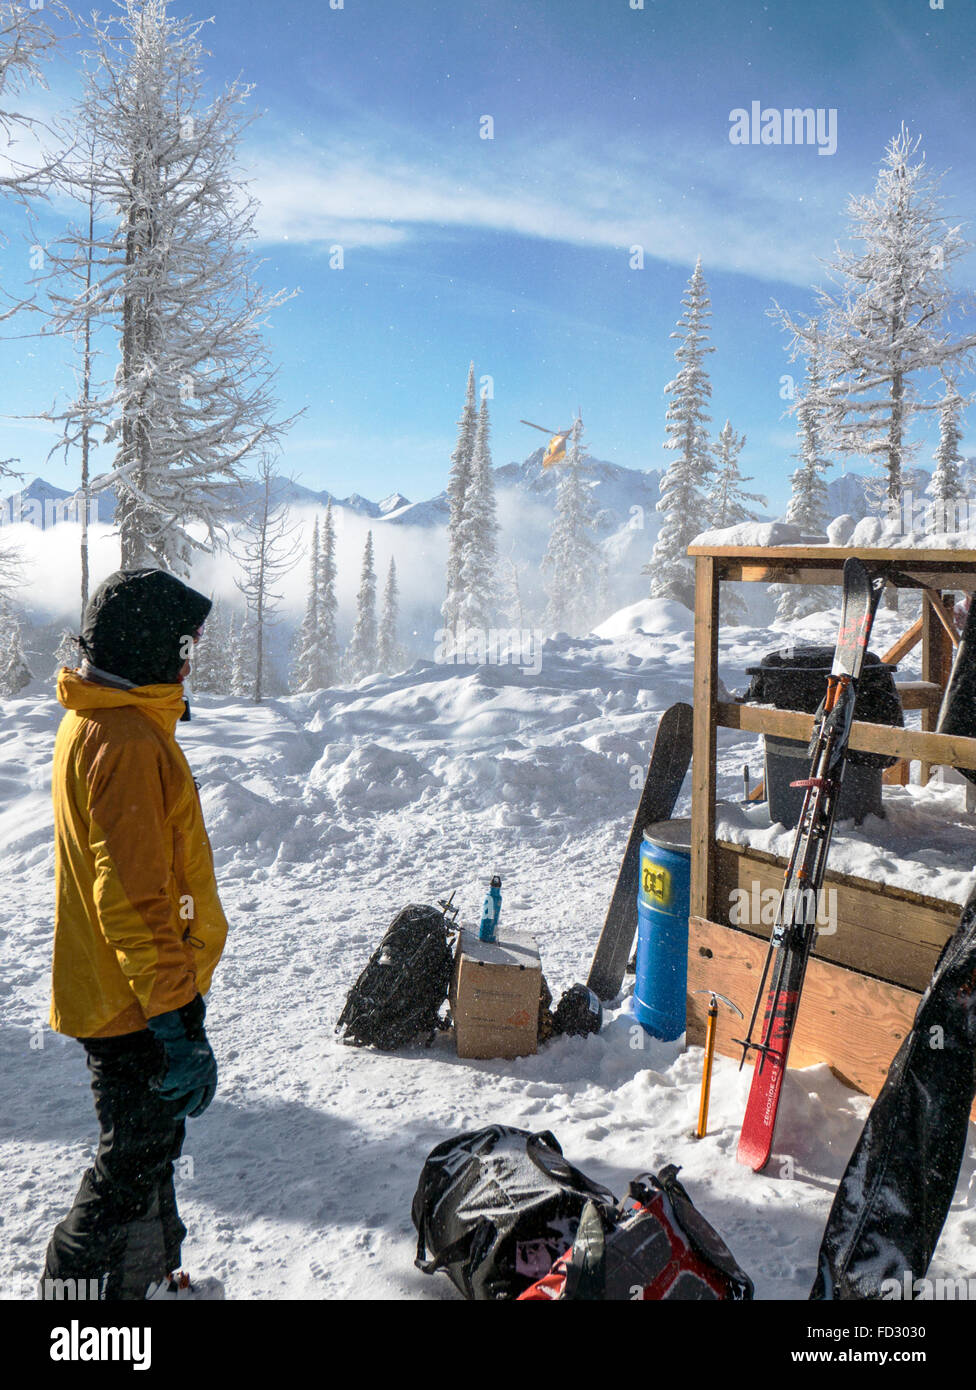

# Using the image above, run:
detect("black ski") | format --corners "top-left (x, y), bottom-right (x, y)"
top-left (587, 702), bottom-right (694, 1001)
top-left (736, 558), bottom-right (886, 1171)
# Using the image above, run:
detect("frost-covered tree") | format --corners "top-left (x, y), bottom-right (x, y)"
top-left (456, 394), bottom-right (499, 634)
top-left (190, 596), bottom-right (230, 693)
top-left (292, 514), bottom-right (321, 692)
top-left (228, 611), bottom-right (253, 698)
top-left (344, 530), bottom-right (378, 683)
top-left (708, 421), bottom-right (767, 528)
top-left (53, 626), bottom-right (80, 675)
top-left (0, 597), bottom-right (32, 694)
top-left (377, 557), bottom-right (403, 674)
top-left (773, 127), bottom-right (976, 509)
top-left (232, 458), bottom-right (301, 702)
top-left (928, 390), bottom-right (966, 511)
top-left (316, 502), bottom-right (340, 686)
top-left (646, 258), bottom-right (716, 609)
top-left (0, 0), bottom-right (65, 221)
top-left (442, 362), bottom-right (478, 642)
top-left (541, 416), bottom-right (602, 634)
top-left (47, 0), bottom-right (291, 573)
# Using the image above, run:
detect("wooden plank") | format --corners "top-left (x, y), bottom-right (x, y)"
top-left (882, 759), bottom-right (911, 785)
top-left (921, 593), bottom-right (954, 784)
top-left (690, 556), bottom-right (719, 921)
top-left (711, 841), bottom-right (956, 992)
top-left (882, 616), bottom-right (923, 666)
top-left (686, 917), bottom-right (922, 1102)
top-left (895, 680), bottom-right (943, 711)
top-left (716, 700), bottom-right (976, 771)
top-left (686, 545), bottom-right (976, 570)
top-left (925, 591), bottom-right (961, 648)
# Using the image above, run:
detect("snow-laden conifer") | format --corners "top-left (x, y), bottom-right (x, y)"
top-left (647, 258), bottom-right (716, 609)
top-left (377, 557), bottom-right (403, 674)
top-left (442, 363), bottom-right (478, 642)
top-left (456, 394), bottom-right (499, 635)
top-left (541, 416), bottom-right (601, 634)
top-left (344, 531), bottom-right (378, 683)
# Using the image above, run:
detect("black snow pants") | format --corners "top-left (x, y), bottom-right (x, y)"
top-left (41, 1029), bottom-right (187, 1301)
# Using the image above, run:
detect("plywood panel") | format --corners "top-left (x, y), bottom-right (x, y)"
top-left (686, 916), bottom-right (921, 1100)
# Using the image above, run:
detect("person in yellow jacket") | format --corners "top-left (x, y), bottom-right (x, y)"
top-left (40, 568), bottom-right (228, 1301)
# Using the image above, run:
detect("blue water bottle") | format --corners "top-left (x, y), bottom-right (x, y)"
top-left (478, 876), bottom-right (502, 943)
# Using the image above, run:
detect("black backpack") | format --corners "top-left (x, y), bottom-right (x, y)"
top-left (411, 1125), bottom-right (617, 1300)
top-left (337, 903), bottom-right (455, 1050)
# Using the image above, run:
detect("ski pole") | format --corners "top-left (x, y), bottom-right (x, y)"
top-left (694, 990), bottom-right (743, 1138)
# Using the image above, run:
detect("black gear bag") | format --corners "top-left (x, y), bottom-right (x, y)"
top-left (411, 1125), bottom-right (617, 1300)
top-left (336, 903), bottom-right (455, 1051)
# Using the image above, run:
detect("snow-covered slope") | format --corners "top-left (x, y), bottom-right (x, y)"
top-left (2, 607), bottom-right (975, 1301)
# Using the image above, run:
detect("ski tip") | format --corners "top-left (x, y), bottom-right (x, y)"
top-left (736, 1134), bottom-right (772, 1172)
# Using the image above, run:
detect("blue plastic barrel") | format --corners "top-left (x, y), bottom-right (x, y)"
top-left (634, 819), bottom-right (691, 1041)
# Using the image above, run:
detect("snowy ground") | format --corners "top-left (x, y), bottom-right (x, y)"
top-left (3, 596), bottom-right (976, 1301)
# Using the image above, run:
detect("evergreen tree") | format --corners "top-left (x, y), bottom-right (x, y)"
top-left (190, 597), bottom-right (230, 693)
top-left (708, 421), bottom-right (767, 528)
top-left (928, 391), bottom-right (966, 518)
top-left (344, 531), bottom-right (378, 682)
top-left (0, 598), bottom-right (32, 695)
top-left (442, 362), bottom-right (478, 643)
top-left (377, 557), bottom-right (403, 674)
top-left (647, 258), bottom-right (716, 609)
top-left (456, 394), bottom-right (499, 635)
top-left (541, 416), bottom-right (602, 634)
top-left (316, 501), bottom-right (341, 686)
top-left (53, 627), bottom-right (81, 675)
top-left (292, 515), bottom-right (321, 692)
top-left (772, 339), bottom-right (835, 620)
top-left (229, 611), bottom-right (252, 698)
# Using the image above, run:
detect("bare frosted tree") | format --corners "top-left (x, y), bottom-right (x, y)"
top-left (773, 128), bottom-right (976, 510)
top-left (48, 0), bottom-right (293, 573)
top-left (232, 458), bottom-right (302, 702)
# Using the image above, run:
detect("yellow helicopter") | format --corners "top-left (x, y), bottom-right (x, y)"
top-left (519, 416), bottom-right (579, 468)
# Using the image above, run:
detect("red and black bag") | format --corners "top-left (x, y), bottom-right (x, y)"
top-left (518, 1165), bottom-right (753, 1301)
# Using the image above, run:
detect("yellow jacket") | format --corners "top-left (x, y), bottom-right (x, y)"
top-left (51, 669), bottom-right (228, 1038)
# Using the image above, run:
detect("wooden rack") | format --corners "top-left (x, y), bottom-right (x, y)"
top-left (683, 545), bottom-right (976, 1100)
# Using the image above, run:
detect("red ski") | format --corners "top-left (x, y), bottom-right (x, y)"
top-left (735, 558), bottom-right (886, 1171)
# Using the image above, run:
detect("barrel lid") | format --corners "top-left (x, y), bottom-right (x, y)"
top-left (643, 817), bottom-right (692, 853)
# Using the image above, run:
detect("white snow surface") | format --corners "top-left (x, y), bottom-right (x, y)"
top-left (3, 607), bottom-right (976, 1301)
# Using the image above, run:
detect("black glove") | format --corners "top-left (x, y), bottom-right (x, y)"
top-left (147, 994), bottom-right (217, 1120)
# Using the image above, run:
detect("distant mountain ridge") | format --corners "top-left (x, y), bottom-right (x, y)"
top-left (0, 457), bottom-right (939, 539)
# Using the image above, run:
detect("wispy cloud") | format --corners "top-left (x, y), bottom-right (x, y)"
top-left (247, 117), bottom-right (869, 287)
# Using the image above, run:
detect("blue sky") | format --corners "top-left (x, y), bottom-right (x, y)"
top-left (2, 0), bottom-right (975, 512)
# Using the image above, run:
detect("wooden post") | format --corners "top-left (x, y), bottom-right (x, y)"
top-left (690, 556), bottom-right (719, 921)
top-left (920, 591), bottom-right (954, 786)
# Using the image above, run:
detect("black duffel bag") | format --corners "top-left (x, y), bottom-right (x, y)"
top-left (411, 1125), bottom-right (617, 1300)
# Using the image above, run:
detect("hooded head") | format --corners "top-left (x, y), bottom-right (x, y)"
top-left (78, 569), bottom-right (212, 687)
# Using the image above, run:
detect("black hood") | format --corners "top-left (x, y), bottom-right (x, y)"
top-left (79, 569), bottom-right (212, 687)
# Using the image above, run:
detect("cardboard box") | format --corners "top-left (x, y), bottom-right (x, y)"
top-left (451, 926), bottom-right (541, 1060)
